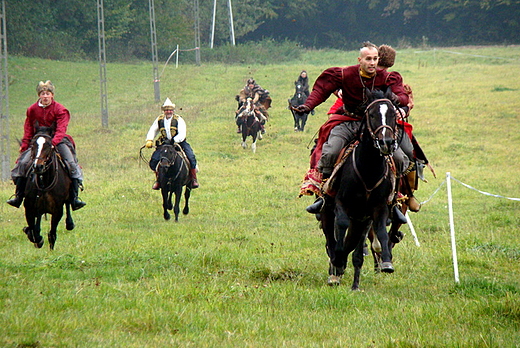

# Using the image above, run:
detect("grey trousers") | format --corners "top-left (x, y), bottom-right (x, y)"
top-left (11, 137), bottom-right (83, 181)
top-left (318, 121), bottom-right (413, 176)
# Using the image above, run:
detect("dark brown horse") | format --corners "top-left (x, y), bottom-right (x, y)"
top-left (289, 82), bottom-right (309, 132)
top-left (320, 89), bottom-right (399, 290)
top-left (23, 127), bottom-right (74, 250)
top-left (236, 98), bottom-right (261, 153)
top-left (157, 140), bottom-right (191, 221)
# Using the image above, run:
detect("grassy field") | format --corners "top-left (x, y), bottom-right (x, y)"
top-left (1, 46), bottom-right (519, 347)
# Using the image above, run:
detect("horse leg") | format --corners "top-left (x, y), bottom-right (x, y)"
top-left (351, 224), bottom-right (371, 290)
top-left (373, 207), bottom-right (394, 273)
top-left (182, 186), bottom-right (191, 215)
top-left (332, 201), bottom-right (351, 269)
top-left (162, 188), bottom-right (171, 221)
top-left (368, 227), bottom-right (383, 272)
top-left (293, 114), bottom-right (299, 131)
top-left (320, 207), bottom-right (343, 285)
top-left (251, 133), bottom-right (257, 153)
top-left (24, 210), bottom-right (44, 248)
top-left (65, 203), bottom-right (75, 231)
top-left (241, 128), bottom-right (248, 149)
top-left (48, 209), bottom-right (64, 250)
top-left (173, 188), bottom-right (182, 222)
top-left (300, 113), bottom-right (309, 132)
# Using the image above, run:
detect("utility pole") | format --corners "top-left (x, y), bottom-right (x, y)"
top-left (227, 0), bottom-right (235, 46)
top-left (0, 0), bottom-right (10, 180)
top-left (149, 0), bottom-right (160, 102)
top-left (193, 0), bottom-right (201, 65)
top-left (210, 0), bottom-right (236, 48)
top-left (97, 0), bottom-right (109, 128)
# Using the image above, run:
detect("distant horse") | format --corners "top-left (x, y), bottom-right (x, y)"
top-left (23, 127), bottom-right (74, 250)
top-left (236, 98), bottom-right (261, 153)
top-left (157, 140), bottom-right (191, 221)
top-left (288, 82), bottom-right (309, 131)
top-left (320, 88), bottom-right (399, 290)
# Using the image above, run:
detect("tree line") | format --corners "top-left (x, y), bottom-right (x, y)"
top-left (5, 0), bottom-right (520, 62)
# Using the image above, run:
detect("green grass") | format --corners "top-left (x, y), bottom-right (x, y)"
top-left (1, 46), bottom-right (520, 347)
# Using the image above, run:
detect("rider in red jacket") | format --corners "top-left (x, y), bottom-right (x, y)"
top-left (7, 81), bottom-right (86, 210)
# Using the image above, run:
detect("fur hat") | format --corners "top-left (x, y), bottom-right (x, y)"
top-left (247, 78), bottom-right (255, 85)
top-left (36, 80), bottom-right (55, 95)
top-left (161, 97), bottom-right (175, 111)
top-left (378, 45), bottom-right (396, 68)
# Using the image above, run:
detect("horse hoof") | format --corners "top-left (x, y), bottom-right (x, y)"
top-left (34, 237), bottom-right (44, 249)
top-left (164, 213), bottom-right (171, 221)
top-left (390, 231), bottom-right (405, 244)
top-left (381, 262), bottom-right (394, 273)
top-left (183, 207), bottom-right (189, 215)
top-left (327, 275), bottom-right (341, 286)
top-left (66, 222), bottom-right (75, 231)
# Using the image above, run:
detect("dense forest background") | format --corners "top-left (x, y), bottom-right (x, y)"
top-left (5, 0), bottom-right (520, 62)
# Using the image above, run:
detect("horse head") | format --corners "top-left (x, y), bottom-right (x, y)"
top-left (238, 98), bottom-right (255, 119)
top-left (31, 127), bottom-right (55, 174)
top-left (293, 83), bottom-right (306, 105)
top-left (158, 140), bottom-right (178, 168)
top-left (364, 88), bottom-right (398, 156)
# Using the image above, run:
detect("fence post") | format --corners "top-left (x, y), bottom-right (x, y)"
top-left (446, 172), bottom-right (460, 283)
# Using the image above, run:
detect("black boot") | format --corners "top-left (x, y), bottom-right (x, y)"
top-left (392, 205), bottom-right (407, 224)
top-left (71, 179), bottom-right (86, 211)
top-left (306, 196), bottom-right (325, 214)
top-left (6, 177), bottom-right (27, 208)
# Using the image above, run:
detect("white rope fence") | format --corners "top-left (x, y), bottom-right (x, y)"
top-left (411, 172), bottom-right (520, 283)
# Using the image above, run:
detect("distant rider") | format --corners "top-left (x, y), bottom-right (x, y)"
top-left (145, 98), bottom-right (199, 189)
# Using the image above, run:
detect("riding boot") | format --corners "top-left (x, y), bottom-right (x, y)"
top-left (306, 196), bottom-right (325, 214)
top-left (306, 172), bottom-right (330, 214)
top-left (392, 204), bottom-right (407, 224)
top-left (152, 171), bottom-right (160, 190)
top-left (190, 169), bottom-right (199, 189)
top-left (406, 171), bottom-right (421, 212)
top-left (70, 178), bottom-right (87, 211)
top-left (6, 177), bottom-right (27, 208)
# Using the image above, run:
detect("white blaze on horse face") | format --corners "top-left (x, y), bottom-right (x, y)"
top-left (34, 137), bottom-right (46, 165)
top-left (379, 104), bottom-right (389, 136)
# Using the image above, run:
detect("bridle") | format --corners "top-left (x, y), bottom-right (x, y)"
top-left (364, 98), bottom-right (398, 155)
top-left (30, 134), bottom-right (59, 191)
top-left (351, 98), bottom-right (398, 196)
top-left (159, 144), bottom-right (186, 183)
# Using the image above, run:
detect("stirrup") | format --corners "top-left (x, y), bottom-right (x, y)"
top-left (72, 199), bottom-right (86, 211)
top-left (6, 195), bottom-right (23, 208)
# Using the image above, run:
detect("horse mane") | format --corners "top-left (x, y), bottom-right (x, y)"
top-left (35, 126), bottom-right (55, 138)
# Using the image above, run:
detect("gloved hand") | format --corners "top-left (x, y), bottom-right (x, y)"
top-left (294, 104), bottom-right (311, 114)
top-left (145, 140), bottom-right (154, 148)
top-left (390, 92), bottom-right (400, 105)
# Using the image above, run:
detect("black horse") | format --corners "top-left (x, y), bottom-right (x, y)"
top-left (289, 82), bottom-right (309, 132)
top-left (320, 89), bottom-right (399, 290)
top-left (236, 98), bottom-right (261, 153)
top-left (157, 140), bottom-right (191, 221)
top-left (23, 127), bottom-right (74, 250)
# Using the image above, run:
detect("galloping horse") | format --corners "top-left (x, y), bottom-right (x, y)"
top-left (23, 127), bottom-right (74, 250)
top-left (157, 139), bottom-right (191, 221)
top-left (320, 88), bottom-right (399, 290)
top-left (236, 98), bottom-right (261, 153)
top-left (288, 82), bottom-right (309, 131)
